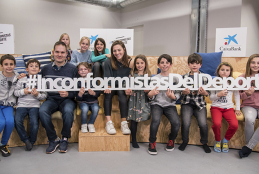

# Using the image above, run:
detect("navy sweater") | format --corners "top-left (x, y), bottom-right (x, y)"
top-left (40, 62), bottom-right (78, 101)
top-left (76, 82), bottom-right (101, 103)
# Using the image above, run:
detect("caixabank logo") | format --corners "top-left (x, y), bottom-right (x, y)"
top-left (0, 32), bottom-right (12, 44)
top-left (219, 34), bottom-right (241, 51)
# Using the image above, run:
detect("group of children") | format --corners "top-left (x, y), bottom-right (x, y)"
top-left (0, 32), bottom-right (259, 158)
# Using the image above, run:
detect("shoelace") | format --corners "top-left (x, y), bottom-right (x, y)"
top-left (108, 122), bottom-right (115, 130)
top-left (150, 142), bottom-right (156, 149)
top-left (167, 140), bottom-right (174, 147)
top-left (223, 143), bottom-right (228, 149)
top-left (216, 142), bottom-right (221, 148)
top-left (1, 145), bottom-right (10, 153)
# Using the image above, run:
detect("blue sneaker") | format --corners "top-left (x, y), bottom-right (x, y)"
top-left (59, 137), bottom-right (68, 153)
top-left (46, 139), bottom-right (60, 154)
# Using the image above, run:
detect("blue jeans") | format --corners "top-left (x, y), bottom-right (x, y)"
top-left (0, 105), bottom-right (14, 145)
top-left (181, 104), bottom-right (208, 144)
top-left (79, 103), bottom-right (99, 124)
top-left (39, 98), bottom-right (76, 141)
top-left (149, 105), bottom-right (180, 143)
top-left (14, 107), bottom-right (39, 144)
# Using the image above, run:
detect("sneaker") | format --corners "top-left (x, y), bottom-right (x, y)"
top-left (0, 145), bottom-right (11, 157)
top-left (214, 141), bottom-right (221, 153)
top-left (81, 124), bottom-right (88, 133)
top-left (59, 137), bottom-right (68, 153)
top-left (46, 138), bottom-right (60, 154)
top-left (121, 121), bottom-right (131, 135)
top-left (148, 142), bottom-right (157, 155)
top-left (105, 121), bottom-right (116, 135)
top-left (25, 140), bottom-right (33, 151)
top-left (222, 143), bottom-right (229, 153)
top-left (239, 146), bottom-right (252, 158)
top-left (165, 140), bottom-right (175, 151)
top-left (88, 124), bottom-right (95, 133)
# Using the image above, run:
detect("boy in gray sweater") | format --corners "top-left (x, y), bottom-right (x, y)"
top-left (14, 59), bottom-right (47, 151)
top-left (147, 54), bottom-right (180, 155)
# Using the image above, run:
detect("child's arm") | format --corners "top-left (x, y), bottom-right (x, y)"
top-left (198, 87), bottom-right (209, 96)
top-left (148, 86), bottom-right (159, 99)
top-left (234, 90), bottom-right (241, 116)
top-left (70, 51), bottom-right (77, 66)
top-left (77, 87), bottom-right (85, 99)
top-left (31, 88), bottom-right (47, 100)
top-left (91, 49), bottom-right (109, 62)
top-left (210, 89), bottom-right (228, 101)
top-left (14, 78), bottom-right (29, 97)
top-left (166, 89), bottom-right (176, 100)
top-left (88, 89), bottom-right (101, 98)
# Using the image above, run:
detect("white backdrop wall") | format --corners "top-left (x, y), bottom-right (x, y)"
top-left (0, 0), bottom-right (121, 54)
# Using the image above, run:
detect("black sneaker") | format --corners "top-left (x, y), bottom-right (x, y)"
top-left (59, 137), bottom-right (68, 153)
top-left (25, 140), bottom-right (33, 151)
top-left (46, 139), bottom-right (60, 154)
top-left (239, 146), bottom-right (252, 158)
top-left (148, 142), bottom-right (157, 155)
top-left (165, 140), bottom-right (175, 151)
top-left (0, 145), bottom-right (11, 157)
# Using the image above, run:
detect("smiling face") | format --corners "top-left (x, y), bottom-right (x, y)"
top-left (61, 35), bottom-right (70, 47)
top-left (26, 62), bottom-right (40, 76)
top-left (218, 65), bottom-right (231, 78)
top-left (80, 39), bottom-right (89, 52)
top-left (135, 58), bottom-right (146, 73)
top-left (2, 59), bottom-right (15, 75)
top-left (188, 62), bottom-right (202, 74)
top-left (157, 58), bottom-right (172, 73)
top-left (112, 44), bottom-right (125, 62)
top-left (96, 40), bottom-right (104, 53)
top-left (78, 65), bottom-right (90, 78)
top-left (53, 44), bottom-right (67, 66)
top-left (250, 57), bottom-right (259, 74)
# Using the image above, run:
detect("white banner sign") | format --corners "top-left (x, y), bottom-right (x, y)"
top-left (0, 24), bottom-right (14, 54)
top-left (80, 28), bottom-right (134, 55)
top-left (215, 27), bottom-right (247, 57)
top-left (27, 73), bottom-right (259, 91)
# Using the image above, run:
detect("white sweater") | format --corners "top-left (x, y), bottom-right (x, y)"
top-left (210, 90), bottom-right (240, 110)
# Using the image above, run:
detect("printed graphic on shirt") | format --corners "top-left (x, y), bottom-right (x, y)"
top-left (216, 96), bottom-right (227, 103)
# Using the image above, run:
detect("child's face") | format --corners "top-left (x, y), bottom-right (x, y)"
top-left (2, 59), bottom-right (15, 74)
top-left (157, 58), bottom-right (172, 73)
top-left (188, 62), bottom-right (201, 73)
top-left (26, 62), bottom-right (40, 75)
top-left (219, 65), bottom-right (231, 78)
top-left (135, 58), bottom-right (145, 72)
top-left (112, 44), bottom-right (125, 62)
top-left (250, 57), bottom-right (259, 74)
top-left (61, 35), bottom-right (70, 47)
top-left (96, 41), bottom-right (104, 52)
top-left (80, 39), bottom-right (89, 52)
top-left (78, 65), bottom-right (90, 78)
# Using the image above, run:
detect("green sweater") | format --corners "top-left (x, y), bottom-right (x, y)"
top-left (91, 48), bottom-right (109, 63)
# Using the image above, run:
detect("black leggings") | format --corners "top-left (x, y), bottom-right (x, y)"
top-left (104, 90), bottom-right (128, 118)
top-left (93, 62), bottom-right (105, 78)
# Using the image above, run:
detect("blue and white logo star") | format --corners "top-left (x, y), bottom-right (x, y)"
top-left (224, 34), bottom-right (238, 45)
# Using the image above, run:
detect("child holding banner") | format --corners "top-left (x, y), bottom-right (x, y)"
top-left (91, 38), bottom-right (110, 78)
top-left (126, 54), bottom-right (151, 148)
top-left (210, 62), bottom-right (241, 153)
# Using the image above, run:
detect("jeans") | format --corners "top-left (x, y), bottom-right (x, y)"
top-left (14, 107), bottom-right (39, 144)
top-left (241, 106), bottom-right (259, 143)
top-left (0, 105), bottom-right (14, 145)
top-left (39, 98), bottom-right (76, 141)
top-left (149, 105), bottom-right (180, 143)
top-left (79, 103), bottom-right (99, 124)
top-left (181, 104), bottom-right (208, 144)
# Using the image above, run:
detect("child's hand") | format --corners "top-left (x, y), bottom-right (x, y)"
top-left (18, 73), bottom-right (26, 80)
top-left (59, 91), bottom-right (68, 98)
top-left (144, 90), bottom-right (150, 93)
top-left (245, 87), bottom-right (255, 96)
top-left (198, 87), bottom-right (208, 96)
top-left (78, 87), bottom-right (85, 97)
top-left (217, 89), bottom-right (228, 97)
top-left (182, 88), bottom-right (190, 95)
top-left (104, 86), bottom-right (111, 94)
top-left (166, 88), bottom-right (176, 100)
top-left (125, 89), bottom-right (132, 95)
top-left (24, 87), bottom-right (31, 95)
top-left (148, 86), bottom-right (159, 98)
top-left (235, 110), bottom-right (242, 116)
top-left (105, 54), bottom-right (111, 58)
top-left (88, 89), bottom-right (96, 96)
top-left (31, 88), bottom-right (39, 97)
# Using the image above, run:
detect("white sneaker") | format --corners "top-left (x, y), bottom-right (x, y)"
top-left (105, 121), bottom-right (116, 135)
top-left (121, 121), bottom-right (131, 135)
top-left (88, 124), bottom-right (95, 133)
top-left (81, 124), bottom-right (88, 133)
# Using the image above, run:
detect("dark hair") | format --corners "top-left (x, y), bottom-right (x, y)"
top-left (245, 54), bottom-right (259, 78)
top-left (77, 62), bottom-right (93, 71)
top-left (110, 40), bottom-right (131, 70)
top-left (0, 54), bottom-right (16, 65)
top-left (216, 62), bottom-right (233, 77)
top-left (53, 41), bottom-right (67, 52)
top-left (188, 53), bottom-right (202, 64)
top-left (26, 58), bottom-right (41, 68)
top-left (131, 54), bottom-right (151, 76)
top-left (94, 38), bottom-right (106, 57)
top-left (158, 54), bottom-right (172, 64)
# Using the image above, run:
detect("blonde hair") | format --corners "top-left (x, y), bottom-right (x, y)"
top-left (59, 33), bottom-right (71, 50)
top-left (80, 36), bottom-right (91, 46)
top-left (216, 62), bottom-right (233, 77)
top-left (131, 54), bottom-right (151, 77)
top-left (245, 54), bottom-right (259, 78)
